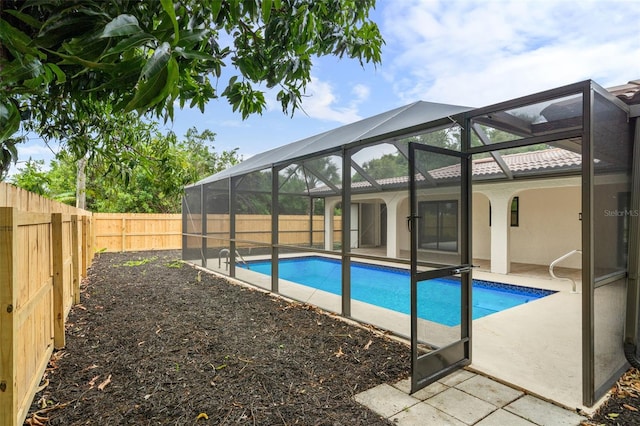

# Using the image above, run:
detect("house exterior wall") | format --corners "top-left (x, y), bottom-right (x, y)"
top-left (510, 186), bottom-right (582, 269)
top-left (472, 193), bottom-right (491, 260)
top-left (371, 178), bottom-right (582, 271)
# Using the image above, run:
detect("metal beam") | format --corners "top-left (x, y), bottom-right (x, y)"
top-left (303, 162), bottom-right (341, 194)
top-left (471, 123), bottom-right (514, 179)
top-left (394, 141), bottom-right (438, 187)
top-left (350, 160), bottom-right (383, 191)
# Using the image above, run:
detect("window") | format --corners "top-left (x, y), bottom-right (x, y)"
top-left (418, 200), bottom-right (458, 252)
top-left (489, 196), bottom-right (519, 227)
top-left (510, 197), bottom-right (519, 227)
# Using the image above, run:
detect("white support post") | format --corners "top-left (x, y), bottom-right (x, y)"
top-left (488, 191), bottom-right (514, 274)
top-left (324, 199), bottom-right (337, 251)
top-left (385, 197), bottom-right (401, 258)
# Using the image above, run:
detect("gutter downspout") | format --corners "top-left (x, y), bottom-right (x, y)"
top-left (625, 116), bottom-right (640, 368)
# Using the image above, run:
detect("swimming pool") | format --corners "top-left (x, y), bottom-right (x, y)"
top-left (240, 256), bottom-right (555, 326)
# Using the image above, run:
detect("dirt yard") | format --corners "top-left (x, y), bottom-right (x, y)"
top-left (26, 251), bottom-right (410, 425)
top-left (25, 250), bottom-right (640, 425)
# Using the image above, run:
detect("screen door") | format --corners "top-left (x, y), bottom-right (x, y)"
top-left (409, 142), bottom-right (472, 393)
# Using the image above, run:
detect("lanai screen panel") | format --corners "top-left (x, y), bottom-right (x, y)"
top-left (226, 168), bottom-right (272, 290)
top-left (301, 154), bottom-right (343, 252)
top-left (277, 153), bottom-right (342, 251)
top-left (234, 168), bottom-right (272, 253)
top-left (470, 94), bottom-right (583, 147)
top-left (592, 90), bottom-right (632, 400)
top-left (278, 164), bottom-right (313, 248)
top-left (183, 185), bottom-right (203, 265)
top-left (466, 88), bottom-right (586, 406)
top-left (348, 142), bottom-right (405, 255)
top-left (204, 178), bottom-right (230, 275)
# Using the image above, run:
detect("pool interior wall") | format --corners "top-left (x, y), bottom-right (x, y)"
top-left (239, 256), bottom-right (556, 327)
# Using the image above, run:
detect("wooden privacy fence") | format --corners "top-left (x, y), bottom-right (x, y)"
top-left (95, 213), bottom-right (342, 252)
top-left (94, 213), bottom-right (182, 252)
top-left (0, 183), bottom-right (93, 426)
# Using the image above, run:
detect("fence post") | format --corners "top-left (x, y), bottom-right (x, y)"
top-left (82, 216), bottom-right (90, 275)
top-left (71, 216), bottom-right (80, 304)
top-left (121, 216), bottom-right (126, 252)
top-left (0, 207), bottom-right (18, 426)
top-left (51, 213), bottom-right (65, 349)
top-left (89, 215), bottom-right (95, 267)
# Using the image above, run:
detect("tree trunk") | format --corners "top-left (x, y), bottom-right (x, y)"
top-left (76, 156), bottom-right (87, 209)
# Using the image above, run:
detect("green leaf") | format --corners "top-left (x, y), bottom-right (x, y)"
top-left (102, 33), bottom-right (155, 58)
top-left (51, 50), bottom-right (113, 70)
top-left (126, 57), bottom-right (179, 113)
top-left (47, 63), bottom-right (67, 84)
top-left (174, 48), bottom-right (216, 61)
top-left (0, 57), bottom-right (45, 84)
top-left (0, 102), bottom-right (21, 142)
top-left (211, 1), bottom-right (223, 21)
top-left (176, 29), bottom-right (208, 47)
top-left (37, 12), bottom-right (98, 49)
top-left (64, 33), bottom-right (110, 60)
top-left (101, 14), bottom-right (141, 38)
top-left (0, 19), bottom-right (43, 58)
top-left (141, 42), bottom-right (171, 80)
top-left (262, 0), bottom-right (273, 22)
top-left (160, 0), bottom-right (179, 46)
top-left (4, 9), bottom-right (42, 30)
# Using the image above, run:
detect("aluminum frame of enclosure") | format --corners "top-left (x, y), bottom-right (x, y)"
top-left (182, 79), bottom-right (635, 407)
top-left (461, 80), bottom-right (632, 406)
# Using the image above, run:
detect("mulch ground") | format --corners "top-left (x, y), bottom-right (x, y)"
top-left (25, 250), bottom-right (640, 425)
top-left (587, 368), bottom-right (640, 425)
top-left (25, 251), bottom-right (411, 425)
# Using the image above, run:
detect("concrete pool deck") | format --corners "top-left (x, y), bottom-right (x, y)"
top-left (198, 254), bottom-right (610, 415)
top-left (353, 369), bottom-right (587, 425)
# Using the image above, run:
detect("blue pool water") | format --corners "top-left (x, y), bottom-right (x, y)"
top-left (240, 256), bottom-right (555, 326)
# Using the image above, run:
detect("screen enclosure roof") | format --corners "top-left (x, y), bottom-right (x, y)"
top-left (193, 100), bottom-right (472, 186)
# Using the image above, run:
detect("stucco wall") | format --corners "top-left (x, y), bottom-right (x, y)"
top-left (472, 193), bottom-right (491, 260)
top-left (509, 186), bottom-right (581, 268)
top-left (397, 197), bottom-right (410, 252)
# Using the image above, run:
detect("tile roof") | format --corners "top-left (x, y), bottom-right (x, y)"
top-left (434, 147), bottom-right (582, 179)
top-left (310, 147), bottom-right (582, 195)
top-left (608, 79), bottom-right (640, 105)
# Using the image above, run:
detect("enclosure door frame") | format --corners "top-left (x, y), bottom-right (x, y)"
top-left (408, 142), bottom-right (472, 393)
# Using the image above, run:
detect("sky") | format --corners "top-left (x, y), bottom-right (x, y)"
top-left (11, 0), bottom-right (640, 174)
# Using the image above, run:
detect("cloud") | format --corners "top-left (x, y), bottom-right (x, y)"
top-left (378, 0), bottom-right (640, 107)
top-left (18, 137), bottom-right (58, 161)
top-left (298, 77), bottom-right (370, 124)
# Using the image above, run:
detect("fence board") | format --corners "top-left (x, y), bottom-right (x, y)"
top-left (0, 207), bottom-right (18, 426)
top-left (0, 183), bottom-right (92, 426)
top-left (94, 213), bottom-right (182, 252)
top-left (94, 212), bottom-right (343, 252)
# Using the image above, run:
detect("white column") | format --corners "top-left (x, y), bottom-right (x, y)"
top-left (383, 195), bottom-right (404, 258)
top-left (486, 191), bottom-right (515, 274)
top-left (324, 199), bottom-right (337, 251)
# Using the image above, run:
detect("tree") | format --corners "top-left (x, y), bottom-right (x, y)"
top-left (9, 158), bottom-right (48, 194)
top-left (0, 0), bottom-right (383, 175)
top-left (9, 127), bottom-right (238, 212)
top-left (355, 152), bottom-right (406, 182)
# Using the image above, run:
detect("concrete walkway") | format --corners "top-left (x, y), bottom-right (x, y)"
top-left (354, 370), bottom-right (588, 426)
